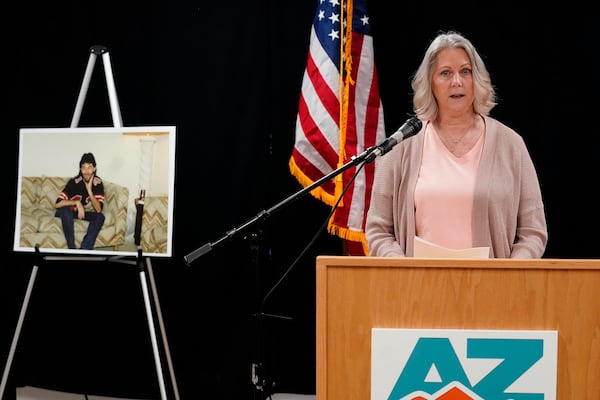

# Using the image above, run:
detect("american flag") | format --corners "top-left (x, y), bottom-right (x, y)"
top-left (289, 0), bottom-right (385, 254)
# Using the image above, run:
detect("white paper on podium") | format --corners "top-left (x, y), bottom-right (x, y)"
top-left (413, 236), bottom-right (490, 259)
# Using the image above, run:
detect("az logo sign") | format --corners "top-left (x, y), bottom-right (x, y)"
top-left (371, 329), bottom-right (557, 400)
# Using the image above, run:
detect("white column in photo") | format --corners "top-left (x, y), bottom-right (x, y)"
top-left (138, 135), bottom-right (157, 194)
top-left (122, 130), bottom-right (169, 243)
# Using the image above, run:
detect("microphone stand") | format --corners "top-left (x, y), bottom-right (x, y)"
top-left (184, 144), bottom-right (379, 398)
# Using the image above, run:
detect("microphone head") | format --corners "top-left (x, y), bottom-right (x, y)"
top-left (404, 116), bottom-right (423, 138)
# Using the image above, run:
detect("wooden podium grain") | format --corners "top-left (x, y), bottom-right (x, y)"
top-left (315, 256), bottom-right (600, 399)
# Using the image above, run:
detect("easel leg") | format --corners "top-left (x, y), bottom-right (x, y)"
top-left (138, 259), bottom-right (168, 400)
top-left (0, 265), bottom-right (39, 399)
top-left (145, 258), bottom-right (181, 400)
top-left (71, 45), bottom-right (123, 129)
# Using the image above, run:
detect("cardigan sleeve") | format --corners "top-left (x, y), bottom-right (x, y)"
top-left (510, 142), bottom-right (548, 258)
top-left (365, 152), bottom-right (407, 257)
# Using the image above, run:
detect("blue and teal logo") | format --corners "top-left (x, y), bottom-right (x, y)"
top-left (371, 329), bottom-right (558, 400)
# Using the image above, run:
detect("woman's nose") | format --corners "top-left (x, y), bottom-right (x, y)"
top-left (451, 74), bottom-right (463, 86)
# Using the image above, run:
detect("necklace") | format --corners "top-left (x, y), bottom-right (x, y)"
top-left (449, 125), bottom-right (472, 144)
top-left (438, 120), bottom-right (474, 145)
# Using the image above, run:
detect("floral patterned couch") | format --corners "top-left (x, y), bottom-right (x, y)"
top-left (19, 176), bottom-right (129, 250)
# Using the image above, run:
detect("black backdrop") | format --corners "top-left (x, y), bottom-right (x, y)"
top-left (3, 1), bottom-right (599, 400)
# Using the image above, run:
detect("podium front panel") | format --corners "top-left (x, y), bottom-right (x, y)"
top-left (316, 256), bottom-right (600, 400)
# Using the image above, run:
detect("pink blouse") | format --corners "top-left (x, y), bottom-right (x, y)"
top-left (414, 124), bottom-right (485, 249)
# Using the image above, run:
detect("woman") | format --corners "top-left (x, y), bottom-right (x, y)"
top-left (365, 31), bottom-right (547, 258)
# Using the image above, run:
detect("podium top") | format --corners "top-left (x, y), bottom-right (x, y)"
top-left (316, 255), bottom-right (600, 271)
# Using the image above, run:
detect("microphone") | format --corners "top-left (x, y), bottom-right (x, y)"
top-left (368, 116), bottom-right (422, 160)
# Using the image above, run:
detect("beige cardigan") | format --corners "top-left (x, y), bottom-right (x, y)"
top-left (366, 115), bottom-right (548, 258)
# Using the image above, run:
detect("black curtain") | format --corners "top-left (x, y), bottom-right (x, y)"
top-left (3, 1), bottom-right (599, 399)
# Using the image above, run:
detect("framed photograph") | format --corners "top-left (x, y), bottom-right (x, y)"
top-left (14, 126), bottom-right (176, 258)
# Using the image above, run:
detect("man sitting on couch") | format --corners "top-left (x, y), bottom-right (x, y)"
top-left (54, 152), bottom-right (106, 249)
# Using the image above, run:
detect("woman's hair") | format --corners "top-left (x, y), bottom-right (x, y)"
top-left (411, 31), bottom-right (497, 121)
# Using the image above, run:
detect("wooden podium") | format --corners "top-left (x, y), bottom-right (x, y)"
top-left (316, 256), bottom-right (600, 399)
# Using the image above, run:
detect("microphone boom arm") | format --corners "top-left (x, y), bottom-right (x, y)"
top-left (183, 146), bottom-right (378, 265)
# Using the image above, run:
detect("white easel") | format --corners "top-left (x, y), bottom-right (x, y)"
top-left (1, 45), bottom-right (180, 400)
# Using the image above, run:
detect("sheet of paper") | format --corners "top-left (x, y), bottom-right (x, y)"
top-left (413, 236), bottom-right (490, 259)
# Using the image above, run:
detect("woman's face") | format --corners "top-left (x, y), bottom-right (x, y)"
top-left (431, 47), bottom-right (474, 117)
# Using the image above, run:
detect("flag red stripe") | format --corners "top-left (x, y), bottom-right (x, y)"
top-left (296, 94), bottom-right (339, 172)
top-left (305, 52), bottom-right (340, 126)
